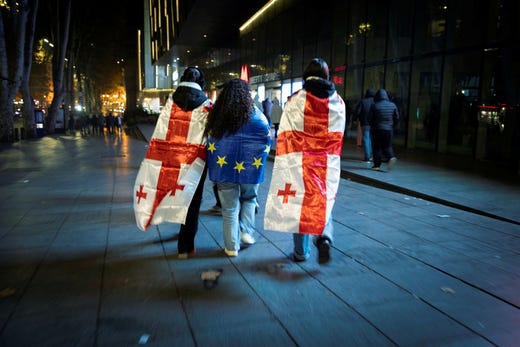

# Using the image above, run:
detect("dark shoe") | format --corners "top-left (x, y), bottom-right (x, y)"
top-left (292, 253), bottom-right (306, 262)
top-left (317, 239), bottom-right (331, 264)
top-left (207, 205), bottom-right (222, 215)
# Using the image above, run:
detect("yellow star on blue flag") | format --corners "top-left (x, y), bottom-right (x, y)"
top-left (234, 161), bottom-right (245, 173)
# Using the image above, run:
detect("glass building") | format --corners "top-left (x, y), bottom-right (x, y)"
top-left (146, 0), bottom-right (520, 172)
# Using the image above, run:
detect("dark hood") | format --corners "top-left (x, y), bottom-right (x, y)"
top-left (374, 88), bottom-right (390, 102)
top-left (365, 88), bottom-right (376, 98)
top-left (172, 85), bottom-right (208, 111)
top-left (303, 77), bottom-right (336, 98)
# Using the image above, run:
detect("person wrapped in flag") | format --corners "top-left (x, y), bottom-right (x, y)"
top-left (205, 79), bottom-right (271, 257)
top-left (133, 67), bottom-right (211, 259)
top-left (264, 58), bottom-right (346, 264)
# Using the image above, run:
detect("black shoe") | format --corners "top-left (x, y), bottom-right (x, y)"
top-left (317, 239), bottom-right (331, 264)
top-left (291, 253), bottom-right (306, 262)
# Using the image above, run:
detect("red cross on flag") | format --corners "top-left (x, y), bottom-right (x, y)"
top-left (264, 90), bottom-right (345, 235)
top-left (133, 96), bottom-right (211, 231)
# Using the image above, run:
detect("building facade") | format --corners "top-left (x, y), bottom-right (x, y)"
top-left (147, 0), bottom-right (520, 172)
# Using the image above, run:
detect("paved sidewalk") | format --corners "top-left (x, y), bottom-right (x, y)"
top-left (138, 122), bottom-right (520, 224)
top-left (0, 127), bottom-right (519, 346)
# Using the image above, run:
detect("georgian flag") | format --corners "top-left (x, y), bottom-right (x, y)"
top-left (133, 96), bottom-right (211, 231)
top-left (264, 90), bottom-right (345, 235)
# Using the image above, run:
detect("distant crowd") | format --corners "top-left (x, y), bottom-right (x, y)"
top-left (68, 112), bottom-right (123, 136)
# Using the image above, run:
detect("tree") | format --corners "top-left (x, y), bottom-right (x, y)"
top-left (21, 0), bottom-right (39, 139)
top-left (46, 0), bottom-right (71, 134)
top-left (0, 0), bottom-right (31, 142)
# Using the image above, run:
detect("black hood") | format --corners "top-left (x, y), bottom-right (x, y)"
top-left (365, 88), bottom-right (376, 98)
top-left (172, 85), bottom-right (208, 111)
top-left (303, 77), bottom-right (336, 98)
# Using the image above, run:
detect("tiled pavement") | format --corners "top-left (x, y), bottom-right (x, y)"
top-left (0, 126), bottom-right (519, 346)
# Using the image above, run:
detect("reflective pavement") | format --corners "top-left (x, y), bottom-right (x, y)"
top-left (0, 126), bottom-right (519, 346)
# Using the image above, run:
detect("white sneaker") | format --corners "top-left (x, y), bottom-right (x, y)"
top-left (387, 157), bottom-right (397, 170)
top-left (224, 249), bottom-right (238, 257)
top-left (241, 231), bottom-right (256, 245)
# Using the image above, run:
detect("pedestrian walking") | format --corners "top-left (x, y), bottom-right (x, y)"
top-left (68, 114), bottom-right (75, 135)
top-left (368, 88), bottom-right (399, 171)
top-left (270, 97), bottom-right (283, 138)
top-left (354, 88), bottom-right (375, 162)
top-left (264, 58), bottom-right (346, 264)
top-left (133, 67), bottom-right (212, 259)
top-left (98, 114), bottom-right (105, 135)
top-left (205, 78), bottom-right (271, 257)
top-left (262, 97), bottom-right (273, 126)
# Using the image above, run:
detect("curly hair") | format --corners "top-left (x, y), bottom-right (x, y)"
top-left (205, 79), bottom-right (253, 139)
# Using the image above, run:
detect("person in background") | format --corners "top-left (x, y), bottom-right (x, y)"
top-left (354, 88), bottom-right (375, 162)
top-left (68, 114), bottom-right (75, 135)
top-left (270, 97), bottom-right (283, 138)
top-left (368, 88), bottom-right (399, 171)
top-left (116, 115), bottom-right (123, 135)
top-left (98, 113), bottom-right (105, 136)
top-left (262, 97), bottom-right (273, 127)
top-left (107, 113), bottom-right (115, 135)
top-left (205, 79), bottom-right (271, 257)
top-left (207, 183), bottom-right (222, 215)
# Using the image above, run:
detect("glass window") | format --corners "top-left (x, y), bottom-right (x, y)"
top-left (317, 38), bottom-right (332, 64)
top-left (388, 0), bottom-right (414, 58)
top-left (365, 0), bottom-right (388, 62)
top-left (409, 56), bottom-right (443, 149)
top-left (414, 0), bottom-right (447, 55)
top-left (446, 0), bottom-right (485, 49)
top-left (445, 53), bottom-right (480, 151)
top-left (346, 2), bottom-right (365, 65)
top-left (281, 81), bottom-right (292, 106)
top-left (345, 67), bottom-right (363, 103)
top-left (332, 66), bottom-right (346, 100)
top-left (385, 61), bottom-right (411, 145)
top-left (345, 67), bottom-right (363, 132)
top-left (364, 65), bottom-right (385, 91)
top-left (331, 2), bottom-right (348, 72)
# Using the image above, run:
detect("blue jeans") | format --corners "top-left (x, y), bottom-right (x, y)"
top-left (293, 218), bottom-right (334, 260)
top-left (362, 125), bottom-right (372, 161)
top-left (217, 182), bottom-right (259, 252)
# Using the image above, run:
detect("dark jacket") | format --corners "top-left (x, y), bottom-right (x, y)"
top-left (368, 89), bottom-right (399, 131)
top-left (354, 88), bottom-right (375, 127)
